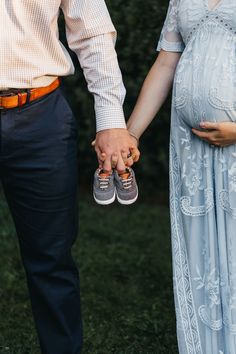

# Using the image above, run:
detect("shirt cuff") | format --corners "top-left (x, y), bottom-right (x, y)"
top-left (95, 106), bottom-right (127, 132)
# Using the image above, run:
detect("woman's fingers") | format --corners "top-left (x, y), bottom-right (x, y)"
top-left (126, 157), bottom-right (134, 167)
top-left (200, 121), bottom-right (219, 130)
top-left (116, 153), bottom-right (127, 171)
top-left (192, 128), bottom-right (218, 143)
top-left (94, 143), bottom-right (140, 170)
top-left (192, 128), bottom-right (210, 139)
top-left (131, 147), bottom-right (141, 162)
top-left (193, 121), bottom-right (236, 147)
top-left (121, 150), bottom-right (129, 166)
top-left (111, 153), bottom-right (118, 169)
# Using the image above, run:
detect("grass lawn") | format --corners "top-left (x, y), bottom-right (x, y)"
top-left (0, 189), bottom-right (178, 354)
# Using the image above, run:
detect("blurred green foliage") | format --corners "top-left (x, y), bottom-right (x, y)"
top-left (60, 0), bottom-right (171, 194)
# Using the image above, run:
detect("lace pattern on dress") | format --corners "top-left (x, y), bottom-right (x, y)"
top-left (170, 139), bottom-right (203, 354)
top-left (157, 0), bottom-right (185, 52)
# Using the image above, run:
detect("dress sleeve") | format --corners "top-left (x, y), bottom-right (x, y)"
top-left (157, 0), bottom-right (184, 52)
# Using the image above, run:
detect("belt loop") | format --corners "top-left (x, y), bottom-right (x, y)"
top-left (18, 92), bottom-right (23, 107)
top-left (26, 89), bottom-right (31, 104)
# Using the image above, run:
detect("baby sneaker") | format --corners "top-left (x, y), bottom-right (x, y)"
top-left (114, 167), bottom-right (138, 205)
top-left (93, 168), bottom-right (116, 205)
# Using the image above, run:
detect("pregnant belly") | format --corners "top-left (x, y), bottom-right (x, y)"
top-left (174, 49), bottom-right (236, 129)
top-left (174, 86), bottom-right (236, 129)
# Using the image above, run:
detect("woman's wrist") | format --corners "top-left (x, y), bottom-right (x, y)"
top-left (128, 130), bottom-right (140, 144)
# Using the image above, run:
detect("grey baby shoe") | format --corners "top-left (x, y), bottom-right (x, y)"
top-left (93, 169), bottom-right (116, 205)
top-left (114, 167), bottom-right (138, 205)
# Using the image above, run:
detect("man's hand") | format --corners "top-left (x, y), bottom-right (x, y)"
top-left (93, 128), bottom-right (140, 171)
top-left (192, 121), bottom-right (236, 147)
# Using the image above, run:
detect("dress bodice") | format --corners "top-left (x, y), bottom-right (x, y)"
top-left (158, 0), bottom-right (236, 129)
top-left (157, 0), bottom-right (236, 52)
top-left (178, 0), bottom-right (236, 45)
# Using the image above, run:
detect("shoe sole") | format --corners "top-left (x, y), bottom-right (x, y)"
top-left (116, 190), bottom-right (139, 205)
top-left (93, 191), bottom-right (116, 205)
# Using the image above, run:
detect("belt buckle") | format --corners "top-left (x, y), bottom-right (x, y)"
top-left (0, 91), bottom-right (16, 97)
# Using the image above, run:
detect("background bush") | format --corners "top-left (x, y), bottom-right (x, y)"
top-left (60, 0), bottom-right (171, 196)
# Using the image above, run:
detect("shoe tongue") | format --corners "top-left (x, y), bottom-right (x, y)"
top-left (119, 170), bottom-right (131, 180)
top-left (99, 170), bottom-right (111, 179)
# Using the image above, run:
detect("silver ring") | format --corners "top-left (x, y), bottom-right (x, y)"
top-left (127, 152), bottom-right (132, 158)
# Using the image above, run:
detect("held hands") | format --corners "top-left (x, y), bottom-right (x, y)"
top-left (192, 121), bottom-right (236, 147)
top-left (92, 128), bottom-right (140, 170)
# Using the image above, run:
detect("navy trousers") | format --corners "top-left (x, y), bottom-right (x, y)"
top-left (0, 88), bottom-right (83, 354)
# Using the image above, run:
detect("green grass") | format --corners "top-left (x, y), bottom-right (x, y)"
top-left (0, 190), bottom-right (178, 354)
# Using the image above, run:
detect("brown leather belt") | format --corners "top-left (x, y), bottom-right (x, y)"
top-left (0, 78), bottom-right (60, 110)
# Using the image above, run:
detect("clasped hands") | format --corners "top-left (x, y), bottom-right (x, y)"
top-left (92, 128), bottom-right (140, 171)
top-left (192, 121), bottom-right (236, 147)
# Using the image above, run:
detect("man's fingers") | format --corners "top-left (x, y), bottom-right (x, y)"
top-left (95, 148), bottom-right (106, 168)
top-left (103, 157), bottom-right (112, 172)
top-left (200, 121), bottom-right (219, 130)
top-left (94, 145), bottom-right (102, 155)
top-left (96, 151), bottom-right (106, 162)
top-left (98, 159), bottom-right (104, 169)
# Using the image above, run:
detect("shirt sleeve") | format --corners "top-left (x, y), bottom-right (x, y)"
top-left (157, 0), bottom-right (185, 53)
top-left (60, 0), bottom-right (126, 132)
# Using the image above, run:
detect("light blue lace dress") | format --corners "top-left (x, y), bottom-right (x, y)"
top-left (157, 1), bottom-right (236, 353)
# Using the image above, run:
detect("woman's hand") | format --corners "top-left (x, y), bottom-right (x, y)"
top-left (192, 121), bottom-right (236, 147)
top-left (128, 135), bottom-right (140, 164)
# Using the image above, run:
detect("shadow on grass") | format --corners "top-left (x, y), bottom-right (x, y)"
top-left (0, 188), bottom-right (178, 354)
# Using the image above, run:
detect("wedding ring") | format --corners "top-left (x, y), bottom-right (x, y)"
top-left (127, 152), bottom-right (136, 160)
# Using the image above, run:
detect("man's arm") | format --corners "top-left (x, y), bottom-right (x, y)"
top-left (60, 0), bottom-right (139, 170)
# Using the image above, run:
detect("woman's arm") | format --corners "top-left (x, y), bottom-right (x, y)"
top-left (127, 50), bottom-right (181, 141)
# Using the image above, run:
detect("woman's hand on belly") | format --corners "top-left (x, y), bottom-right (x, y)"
top-left (192, 121), bottom-right (236, 147)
